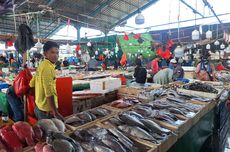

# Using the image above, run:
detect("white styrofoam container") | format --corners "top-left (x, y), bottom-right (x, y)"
top-left (90, 77), bottom-right (121, 93)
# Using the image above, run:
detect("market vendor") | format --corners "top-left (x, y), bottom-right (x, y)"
top-left (133, 59), bottom-right (147, 86)
top-left (30, 41), bottom-right (64, 121)
top-left (195, 55), bottom-right (215, 81)
top-left (172, 59), bottom-right (184, 81)
top-left (168, 58), bottom-right (177, 70)
top-left (153, 68), bottom-right (173, 85)
top-left (151, 55), bottom-right (161, 75)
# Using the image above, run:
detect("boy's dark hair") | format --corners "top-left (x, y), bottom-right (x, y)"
top-left (43, 41), bottom-right (59, 53)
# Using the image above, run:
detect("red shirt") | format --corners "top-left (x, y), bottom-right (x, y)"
top-left (216, 64), bottom-right (225, 71)
top-left (151, 59), bottom-right (159, 74)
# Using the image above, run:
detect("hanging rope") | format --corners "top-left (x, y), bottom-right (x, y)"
top-left (177, 0), bottom-right (181, 41)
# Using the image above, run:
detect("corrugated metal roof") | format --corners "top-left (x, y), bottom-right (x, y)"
top-left (0, 0), bottom-right (158, 38)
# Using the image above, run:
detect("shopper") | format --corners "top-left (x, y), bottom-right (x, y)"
top-left (216, 60), bottom-right (229, 71)
top-left (225, 91), bottom-right (230, 108)
top-left (63, 57), bottom-right (69, 67)
top-left (153, 68), bottom-right (173, 85)
top-left (6, 86), bottom-right (24, 121)
top-left (30, 41), bottom-right (64, 121)
top-left (168, 58), bottom-right (177, 70)
top-left (195, 56), bottom-right (215, 81)
top-left (133, 59), bottom-right (147, 86)
top-left (151, 56), bottom-right (161, 75)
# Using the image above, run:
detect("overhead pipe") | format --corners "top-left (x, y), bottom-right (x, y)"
top-left (202, 0), bottom-right (224, 30)
top-left (180, 0), bottom-right (204, 18)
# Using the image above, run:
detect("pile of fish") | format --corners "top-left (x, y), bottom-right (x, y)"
top-left (215, 71), bottom-right (230, 82)
top-left (35, 132), bottom-right (84, 152)
top-left (106, 110), bottom-right (171, 145)
top-left (110, 98), bottom-right (140, 108)
top-left (71, 127), bottom-right (147, 152)
top-left (65, 108), bottom-right (110, 127)
top-left (138, 88), bottom-right (167, 99)
top-left (183, 82), bottom-right (218, 94)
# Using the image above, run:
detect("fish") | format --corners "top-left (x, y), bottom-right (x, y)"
top-left (87, 112), bottom-right (97, 120)
top-left (52, 139), bottom-right (74, 152)
top-left (167, 97), bottom-right (186, 103)
top-left (36, 119), bottom-right (59, 135)
top-left (168, 108), bottom-right (186, 116)
top-left (108, 117), bottom-right (124, 126)
top-left (108, 128), bottom-right (134, 151)
top-left (88, 128), bottom-right (108, 139)
top-left (77, 112), bottom-right (92, 122)
top-left (102, 135), bottom-right (127, 152)
top-left (183, 82), bottom-right (218, 94)
top-left (73, 130), bottom-right (95, 142)
top-left (90, 108), bottom-right (109, 117)
top-left (51, 118), bottom-right (65, 132)
top-left (64, 116), bottom-right (83, 124)
top-left (118, 125), bottom-right (156, 142)
top-left (125, 111), bottom-right (144, 119)
top-left (140, 119), bottom-right (170, 134)
top-left (93, 145), bottom-right (115, 152)
top-left (133, 106), bottom-right (152, 117)
top-left (119, 113), bottom-right (147, 130)
top-left (50, 132), bottom-right (84, 152)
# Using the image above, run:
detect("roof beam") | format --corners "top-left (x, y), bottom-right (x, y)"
top-left (108, 6), bottom-right (130, 15)
top-left (180, 0), bottom-right (204, 18)
top-left (120, 0), bottom-right (138, 8)
top-left (109, 0), bottom-right (159, 29)
top-left (202, 0), bottom-right (224, 29)
top-left (43, 24), bottom-right (64, 38)
top-left (88, 0), bottom-right (113, 16)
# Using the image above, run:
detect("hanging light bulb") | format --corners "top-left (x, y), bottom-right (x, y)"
top-left (78, 50), bottom-right (81, 55)
top-left (206, 30), bottom-right (212, 39)
top-left (87, 41), bottom-right (92, 47)
top-left (206, 44), bottom-right (211, 50)
top-left (35, 39), bottom-right (43, 51)
top-left (135, 10), bottom-right (145, 25)
top-left (95, 50), bottom-right (98, 55)
top-left (220, 43), bottom-right (225, 49)
top-left (192, 29), bottom-right (200, 40)
top-left (214, 40), bottom-right (220, 46)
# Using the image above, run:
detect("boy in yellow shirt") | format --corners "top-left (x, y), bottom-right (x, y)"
top-left (30, 41), bottom-right (63, 120)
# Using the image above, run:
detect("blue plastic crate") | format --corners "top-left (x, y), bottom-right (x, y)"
top-left (0, 83), bottom-right (9, 90)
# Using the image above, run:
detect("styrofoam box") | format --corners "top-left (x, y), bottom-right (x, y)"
top-left (90, 77), bottom-right (121, 93)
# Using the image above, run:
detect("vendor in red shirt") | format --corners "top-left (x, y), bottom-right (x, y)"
top-left (151, 56), bottom-right (161, 75)
top-left (216, 60), bottom-right (228, 71)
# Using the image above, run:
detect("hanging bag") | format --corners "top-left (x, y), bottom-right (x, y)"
top-left (13, 67), bottom-right (32, 97)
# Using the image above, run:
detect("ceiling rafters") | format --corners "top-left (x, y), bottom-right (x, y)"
top-left (180, 0), bottom-right (204, 18)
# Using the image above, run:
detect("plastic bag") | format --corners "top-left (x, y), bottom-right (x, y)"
top-left (13, 67), bottom-right (32, 97)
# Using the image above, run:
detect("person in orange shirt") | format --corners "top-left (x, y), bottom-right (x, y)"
top-left (151, 56), bottom-right (161, 75)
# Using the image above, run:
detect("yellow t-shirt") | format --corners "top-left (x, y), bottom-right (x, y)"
top-left (29, 59), bottom-right (58, 112)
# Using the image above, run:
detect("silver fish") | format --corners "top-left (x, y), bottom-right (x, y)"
top-left (108, 128), bottom-right (134, 151)
top-left (140, 119), bottom-right (170, 134)
top-left (118, 125), bottom-right (156, 141)
top-left (93, 145), bottom-right (115, 152)
top-left (102, 135), bottom-right (127, 152)
top-left (119, 113), bottom-right (147, 130)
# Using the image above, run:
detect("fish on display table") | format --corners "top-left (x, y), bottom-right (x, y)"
top-left (118, 125), bottom-right (158, 143)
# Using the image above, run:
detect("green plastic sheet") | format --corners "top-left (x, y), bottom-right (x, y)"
top-left (0, 92), bottom-right (9, 114)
